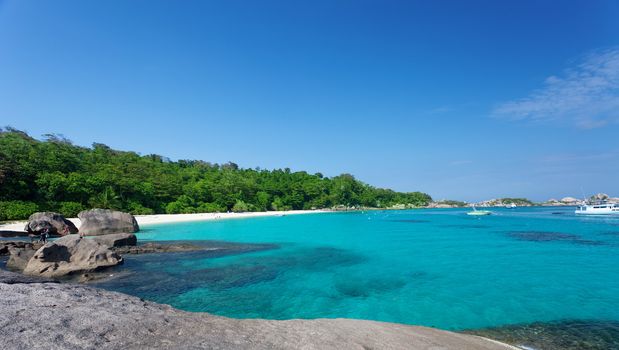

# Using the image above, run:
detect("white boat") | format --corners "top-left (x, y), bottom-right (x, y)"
top-left (467, 206), bottom-right (492, 216)
top-left (575, 201), bottom-right (619, 215)
top-left (505, 203), bottom-right (517, 209)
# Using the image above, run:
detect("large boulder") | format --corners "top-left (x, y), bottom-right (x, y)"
top-left (90, 233), bottom-right (137, 247)
top-left (591, 193), bottom-right (609, 201)
top-left (22, 235), bottom-right (123, 278)
top-left (25, 212), bottom-right (78, 236)
top-left (560, 197), bottom-right (579, 204)
top-left (78, 209), bottom-right (139, 236)
top-left (7, 246), bottom-right (39, 271)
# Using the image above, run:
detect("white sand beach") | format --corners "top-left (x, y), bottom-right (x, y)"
top-left (0, 210), bottom-right (328, 232)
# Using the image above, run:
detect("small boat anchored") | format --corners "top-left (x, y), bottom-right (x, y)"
top-left (505, 203), bottom-right (517, 209)
top-left (467, 206), bottom-right (492, 216)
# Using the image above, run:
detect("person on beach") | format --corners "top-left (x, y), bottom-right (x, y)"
top-left (39, 228), bottom-right (49, 243)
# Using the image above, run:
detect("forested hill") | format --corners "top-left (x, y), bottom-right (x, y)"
top-left (0, 128), bottom-right (431, 220)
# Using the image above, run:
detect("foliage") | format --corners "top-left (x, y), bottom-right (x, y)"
top-left (500, 198), bottom-right (534, 205)
top-left (58, 201), bottom-right (85, 217)
top-left (0, 129), bottom-right (432, 219)
top-left (0, 200), bottom-right (39, 221)
top-left (437, 200), bottom-right (467, 207)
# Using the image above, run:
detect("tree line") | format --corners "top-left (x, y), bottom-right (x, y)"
top-left (0, 128), bottom-right (432, 220)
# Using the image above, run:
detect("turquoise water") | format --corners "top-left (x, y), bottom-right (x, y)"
top-left (95, 207), bottom-right (619, 331)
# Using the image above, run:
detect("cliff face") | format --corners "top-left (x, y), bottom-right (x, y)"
top-left (0, 270), bottom-right (517, 350)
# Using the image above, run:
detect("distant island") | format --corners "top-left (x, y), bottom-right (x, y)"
top-left (429, 193), bottom-right (618, 208)
top-left (0, 128), bottom-right (431, 221)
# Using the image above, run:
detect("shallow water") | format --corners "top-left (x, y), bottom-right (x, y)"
top-left (94, 207), bottom-right (619, 335)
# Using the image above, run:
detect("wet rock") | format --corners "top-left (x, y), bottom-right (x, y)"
top-left (90, 233), bottom-right (137, 247)
top-left (0, 230), bottom-right (31, 238)
top-left (78, 209), bottom-right (139, 236)
top-left (22, 235), bottom-right (123, 278)
top-left (25, 212), bottom-right (78, 236)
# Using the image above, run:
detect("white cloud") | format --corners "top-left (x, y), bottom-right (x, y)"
top-left (494, 48), bottom-right (619, 128)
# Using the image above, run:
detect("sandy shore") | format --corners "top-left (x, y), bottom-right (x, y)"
top-left (0, 209), bottom-right (328, 232)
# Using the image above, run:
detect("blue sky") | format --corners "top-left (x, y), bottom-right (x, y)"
top-left (1, 0), bottom-right (618, 201)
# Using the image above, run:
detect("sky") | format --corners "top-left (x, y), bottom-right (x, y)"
top-left (1, 0), bottom-right (618, 202)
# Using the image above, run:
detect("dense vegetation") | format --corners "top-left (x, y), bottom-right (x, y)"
top-left (498, 198), bottom-right (534, 206)
top-left (0, 128), bottom-right (431, 220)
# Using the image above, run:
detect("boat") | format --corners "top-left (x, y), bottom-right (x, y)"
top-left (467, 206), bottom-right (492, 216)
top-left (575, 200), bottom-right (619, 215)
top-left (505, 203), bottom-right (517, 209)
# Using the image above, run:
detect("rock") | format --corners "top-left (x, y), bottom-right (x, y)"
top-left (0, 230), bottom-right (31, 238)
top-left (592, 193), bottom-right (609, 201)
top-left (560, 197), bottom-right (579, 203)
top-left (24, 212), bottom-right (78, 236)
top-left (0, 269), bottom-right (57, 284)
top-left (22, 235), bottom-right (123, 278)
top-left (0, 241), bottom-right (42, 256)
top-left (7, 246), bottom-right (38, 271)
top-left (90, 233), bottom-right (137, 247)
top-left (0, 281), bottom-right (516, 350)
top-left (113, 242), bottom-right (205, 254)
top-left (78, 209), bottom-right (139, 236)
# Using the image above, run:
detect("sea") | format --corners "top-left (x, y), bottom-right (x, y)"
top-left (92, 207), bottom-right (619, 349)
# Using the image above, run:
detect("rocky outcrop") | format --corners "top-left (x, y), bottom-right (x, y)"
top-left (22, 235), bottom-right (123, 278)
top-left (78, 209), bottom-right (139, 236)
top-left (0, 270), bottom-right (517, 350)
top-left (6, 246), bottom-right (38, 271)
top-left (560, 197), bottom-right (579, 204)
top-left (90, 233), bottom-right (137, 247)
top-left (0, 241), bottom-right (42, 256)
top-left (24, 212), bottom-right (78, 236)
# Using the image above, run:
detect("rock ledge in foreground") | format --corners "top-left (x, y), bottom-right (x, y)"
top-left (0, 270), bottom-right (517, 350)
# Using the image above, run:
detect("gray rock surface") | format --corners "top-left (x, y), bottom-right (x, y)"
top-left (0, 271), bottom-right (517, 350)
top-left (0, 241), bottom-right (42, 256)
top-left (25, 212), bottom-right (78, 235)
top-left (78, 209), bottom-right (139, 236)
top-left (7, 246), bottom-right (38, 271)
top-left (22, 235), bottom-right (123, 277)
top-left (90, 233), bottom-right (137, 247)
top-left (0, 269), bottom-right (57, 284)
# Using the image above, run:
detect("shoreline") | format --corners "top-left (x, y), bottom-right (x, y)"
top-left (0, 209), bottom-right (330, 232)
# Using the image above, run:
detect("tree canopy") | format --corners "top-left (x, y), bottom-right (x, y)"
top-left (0, 128), bottom-right (432, 220)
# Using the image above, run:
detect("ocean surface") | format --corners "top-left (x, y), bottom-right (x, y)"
top-left (94, 207), bottom-right (619, 348)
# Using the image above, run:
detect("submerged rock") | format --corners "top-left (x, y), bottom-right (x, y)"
top-left (465, 319), bottom-right (619, 350)
top-left (0, 271), bottom-right (516, 350)
top-left (25, 212), bottom-right (78, 236)
top-left (78, 209), bottom-right (139, 236)
top-left (113, 242), bottom-right (206, 254)
top-left (22, 235), bottom-right (123, 278)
